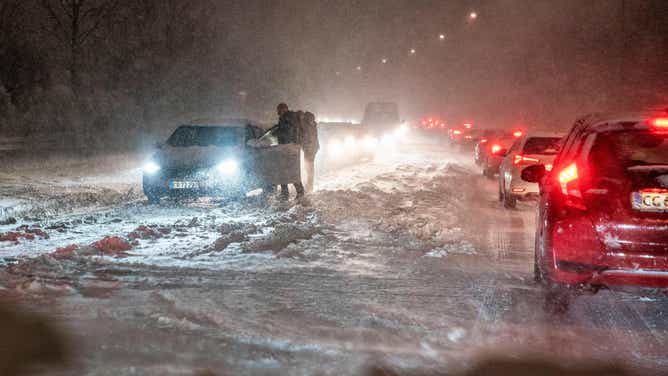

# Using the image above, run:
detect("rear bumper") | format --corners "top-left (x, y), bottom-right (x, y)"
top-left (508, 172), bottom-right (540, 199)
top-left (547, 214), bottom-right (668, 288)
top-left (553, 261), bottom-right (668, 288)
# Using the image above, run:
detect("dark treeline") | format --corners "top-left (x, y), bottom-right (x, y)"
top-left (0, 0), bottom-right (303, 152)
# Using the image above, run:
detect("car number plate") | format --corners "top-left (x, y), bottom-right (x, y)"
top-left (170, 181), bottom-right (199, 189)
top-left (631, 190), bottom-right (668, 212)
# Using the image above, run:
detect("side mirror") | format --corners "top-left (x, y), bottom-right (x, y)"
top-left (521, 164), bottom-right (546, 183)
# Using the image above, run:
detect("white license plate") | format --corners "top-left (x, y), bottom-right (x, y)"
top-left (632, 191), bottom-right (668, 212)
top-left (170, 181), bottom-right (199, 189)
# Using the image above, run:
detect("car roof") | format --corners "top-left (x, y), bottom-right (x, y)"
top-left (524, 130), bottom-right (566, 138)
top-left (182, 118), bottom-right (260, 128)
top-left (576, 110), bottom-right (666, 133)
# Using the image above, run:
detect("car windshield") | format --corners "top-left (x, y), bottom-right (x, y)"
top-left (167, 126), bottom-right (243, 147)
top-left (522, 137), bottom-right (561, 155)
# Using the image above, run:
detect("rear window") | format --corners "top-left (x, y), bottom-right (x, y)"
top-left (522, 137), bottom-right (562, 155)
top-left (167, 126), bottom-right (243, 147)
top-left (588, 131), bottom-right (668, 179)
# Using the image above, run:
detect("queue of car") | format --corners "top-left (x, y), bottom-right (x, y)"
top-left (449, 110), bottom-right (668, 311)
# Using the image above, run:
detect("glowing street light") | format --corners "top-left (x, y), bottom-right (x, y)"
top-left (381, 58), bottom-right (388, 64)
top-left (410, 48), bottom-right (416, 54)
top-left (356, 66), bottom-right (362, 71)
top-left (439, 33), bottom-right (446, 40)
top-left (469, 11), bottom-right (478, 20)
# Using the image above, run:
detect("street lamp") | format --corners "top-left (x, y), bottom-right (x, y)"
top-left (410, 48), bottom-right (416, 54)
top-left (469, 11), bottom-right (477, 20)
top-left (381, 58), bottom-right (388, 64)
top-left (356, 66), bottom-right (362, 71)
top-left (439, 34), bottom-right (445, 40)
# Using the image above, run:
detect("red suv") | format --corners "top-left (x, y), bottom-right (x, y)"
top-left (523, 112), bottom-right (668, 311)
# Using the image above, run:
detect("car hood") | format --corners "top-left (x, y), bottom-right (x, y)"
top-left (154, 145), bottom-right (243, 169)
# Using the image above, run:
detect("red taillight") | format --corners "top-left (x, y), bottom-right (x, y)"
top-left (558, 163), bottom-right (578, 195)
top-left (480, 138), bottom-right (488, 143)
top-left (491, 144), bottom-right (502, 154)
top-left (557, 162), bottom-right (586, 210)
top-left (650, 118), bottom-right (668, 129)
top-left (513, 154), bottom-right (540, 165)
top-left (513, 130), bottom-right (523, 138)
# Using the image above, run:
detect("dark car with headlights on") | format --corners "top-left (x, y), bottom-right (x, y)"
top-left (142, 118), bottom-right (300, 203)
top-left (523, 111), bottom-right (668, 311)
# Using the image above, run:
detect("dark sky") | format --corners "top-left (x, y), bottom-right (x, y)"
top-left (208, 0), bottom-right (666, 128)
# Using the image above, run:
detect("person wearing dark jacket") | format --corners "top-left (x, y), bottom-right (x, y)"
top-left (275, 103), bottom-right (305, 199)
top-left (301, 111), bottom-right (319, 193)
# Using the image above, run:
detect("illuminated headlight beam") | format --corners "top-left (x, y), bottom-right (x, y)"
top-left (143, 161), bottom-right (161, 174)
top-left (216, 159), bottom-right (239, 175)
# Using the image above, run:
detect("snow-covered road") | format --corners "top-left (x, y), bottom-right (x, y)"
top-left (2, 133), bottom-right (668, 375)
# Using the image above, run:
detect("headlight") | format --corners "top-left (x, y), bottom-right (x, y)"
top-left (361, 135), bottom-right (378, 150)
top-left (328, 140), bottom-right (343, 157)
top-left (216, 159), bottom-right (239, 175)
top-left (143, 161), bottom-right (161, 174)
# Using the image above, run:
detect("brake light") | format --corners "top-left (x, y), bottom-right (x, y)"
top-left (453, 130), bottom-right (462, 135)
top-left (557, 162), bottom-right (586, 210)
top-left (513, 154), bottom-right (540, 165)
top-left (558, 163), bottom-right (578, 194)
top-left (545, 164), bottom-right (553, 171)
top-left (463, 123), bottom-right (472, 129)
top-left (491, 144), bottom-right (502, 154)
top-left (513, 130), bottom-right (523, 138)
top-left (480, 138), bottom-right (488, 143)
top-left (650, 118), bottom-right (668, 129)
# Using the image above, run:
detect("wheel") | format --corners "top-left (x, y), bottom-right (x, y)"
top-left (543, 284), bottom-right (572, 315)
top-left (498, 176), bottom-right (505, 202)
top-left (143, 185), bottom-right (161, 204)
top-left (483, 166), bottom-right (495, 179)
top-left (533, 254), bottom-right (543, 283)
top-left (503, 192), bottom-right (517, 208)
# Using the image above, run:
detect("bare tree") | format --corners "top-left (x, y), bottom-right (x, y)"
top-left (38, 0), bottom-right (120, 91)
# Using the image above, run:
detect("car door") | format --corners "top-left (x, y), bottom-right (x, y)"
top-left (246, 126), bottom-right (302, 185)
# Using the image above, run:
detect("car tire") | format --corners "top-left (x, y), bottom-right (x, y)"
top-left (503, 192), bottom-right (517, 208)
top-left (543, 283), bottom-right (573, 315)
top-left (143, 183), bottom-right (161, 204)
top-left (533, 254), bottom-right (543, 283)
top-left (483, 167), bottom-right (495, 179)
top-left (145, 189), bottom-right (161, 205)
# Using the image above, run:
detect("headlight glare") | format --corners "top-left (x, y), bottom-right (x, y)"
top-left (216, 159), bottom-right (239, 175)
top-left (143, 161), bottom-right (161, 174)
